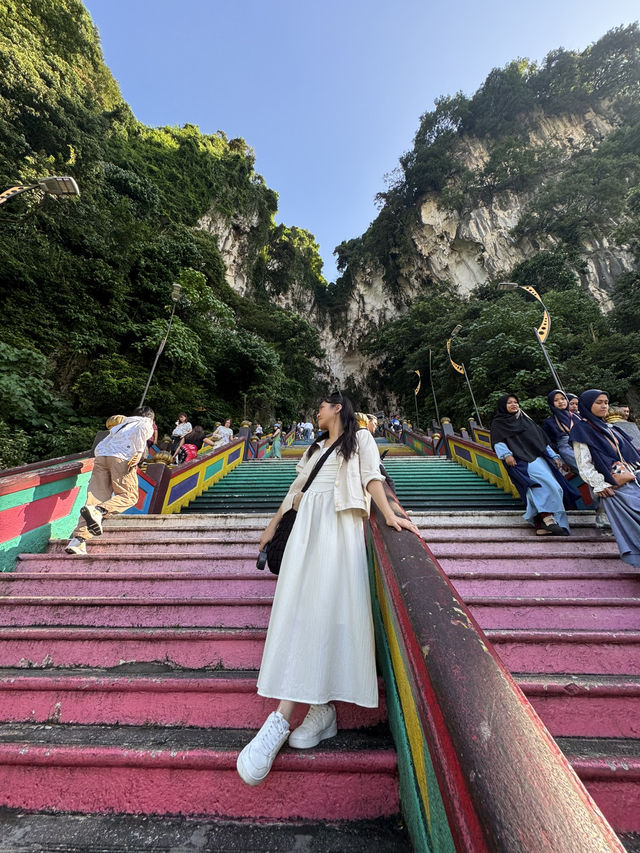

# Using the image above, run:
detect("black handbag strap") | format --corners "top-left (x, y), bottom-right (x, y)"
top-left (301, 434), bottom-right (344, 494)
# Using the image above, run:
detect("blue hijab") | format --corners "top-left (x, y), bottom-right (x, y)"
top-left (570, 389), bottom-right (640, 485)
top-left (546, 389), bottom-right (574, 431)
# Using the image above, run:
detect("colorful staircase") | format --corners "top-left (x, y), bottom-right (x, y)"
top-left (184, 442), bottom-right (521, 514)
top-left (0, 513), bottom-right (410, 849)
top-left (418, 509), bottom-right (640, 848)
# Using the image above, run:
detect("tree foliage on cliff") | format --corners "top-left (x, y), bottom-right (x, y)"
top-left (0, 0), bottom-right (325, 464)
top-left (362, 254), bottom-right (640, 429)
top-left (339, 25), bottom-right (640, 299)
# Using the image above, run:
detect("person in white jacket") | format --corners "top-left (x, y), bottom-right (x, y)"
top-left (66, 406), bottom-right (155, 555)
top-left (236, 392), bottom-right (420, 786)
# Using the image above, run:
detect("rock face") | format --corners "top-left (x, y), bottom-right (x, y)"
top-left (198, 108), bottom-right (635, 386)
top-left (197, 211), bottom-right (259, 297)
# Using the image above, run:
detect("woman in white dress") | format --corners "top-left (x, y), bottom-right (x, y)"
top-left (237, 392), bottom-right (419, 786)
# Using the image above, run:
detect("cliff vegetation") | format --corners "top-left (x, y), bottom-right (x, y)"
top-left (0, 0), bottom-right (326, 466)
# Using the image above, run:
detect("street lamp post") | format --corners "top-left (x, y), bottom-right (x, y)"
top-left (0, 176), bottom-right (80, 207)
top-left (446, 325), bottom-right (484, 427)
top-left (498, 282), bottom-right (564, 391)
top-left (139, 283), bottom-right (182, 407)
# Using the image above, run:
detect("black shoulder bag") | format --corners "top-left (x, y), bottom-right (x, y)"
top-left (257, 434), bottom-right (343, 575)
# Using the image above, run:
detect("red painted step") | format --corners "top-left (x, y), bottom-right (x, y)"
top-left (0, 668), bottom-right (386, 729)
top-left (0, 723), bottom-right (399, 820)
top-left (0, 626), bottom-right (267, 669)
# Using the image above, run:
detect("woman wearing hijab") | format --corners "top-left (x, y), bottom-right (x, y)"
top-left (571, 390), bottom-right (640, 566)
top-left (544, 389), bottom-right (578, 472)
top-left (491, 394), bottom-right (573, 536)
top-left (567, 394), bottom-right (580, 415)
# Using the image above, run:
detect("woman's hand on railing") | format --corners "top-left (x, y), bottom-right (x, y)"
top-left (384, 512), bottom-right (421, 536)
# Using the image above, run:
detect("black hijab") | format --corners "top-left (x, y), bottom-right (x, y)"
top-left (490, 394), bottom-right (550, 462)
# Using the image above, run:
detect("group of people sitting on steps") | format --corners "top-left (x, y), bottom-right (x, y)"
top-left (491, 389), bottom-right (640, 567)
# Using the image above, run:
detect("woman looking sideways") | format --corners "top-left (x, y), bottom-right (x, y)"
top-left (572, 390), bottom-right (640, 566)
top-left (236, 392), bottom-right (420, 786)
top-left (491, 394), bottom-right (575, 536)
top-left (543, 389), bottom-right (579, 473)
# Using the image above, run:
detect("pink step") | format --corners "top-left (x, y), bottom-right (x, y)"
top-left (0, 597), bottom-right (273, 628)
top-left (15, 553), bottom-right (256, 574)
top-left (0, 726), bottom-right (399, 820)
top-left (422, 528), bottom-right (614, 542)
top-left (562, 742), bottom-right (640, 833)
top-left (48, 540), bottom-right (261, 556)
top-left (0, 627), bottom-right (267, 669)
top-left (448, 574), bottom-right (640, 598)
top-left (436, 556), bottom-right (625, 573)
top-left (515, 675), bottom-right (640, 738)
top-left (0, 669), bottom-right (386, 729)
top-left (440, 561), bottom-right (639, 577)
top-left (0, 573), bottom-right (277, 598)
top-left (468, 597), bottom-right (640, 630)
top-left (487, 630), bottom-right (640, 675)
top-left (430, 540), bottom-right (621, 557)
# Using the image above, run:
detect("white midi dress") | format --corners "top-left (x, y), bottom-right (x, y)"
top-left (256, 451), bottom-right (379, 708)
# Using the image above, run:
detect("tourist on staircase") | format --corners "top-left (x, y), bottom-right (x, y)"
top-left (270, 422), bottom-right (282, 458)
top-left (571, 389), bottom-right (640, 566)
top-left (543, 389), bottom-right (579, 473)
top-left (65, 406), bottom-right (155, 555)
top-left (173, 425), bottom-right (206, 464)
top-left (567, 393), bottom-right (580, 415)
top-left (210, 417), bottom-right (234, 450)
top-left (606, 402), bottom-right (640, 452)
top-left (491, 394), bottom-right (576, 536)
top-left (236, 392), bottom-right (420, 786)
top-left (170, 412), bottom-right (192, 454)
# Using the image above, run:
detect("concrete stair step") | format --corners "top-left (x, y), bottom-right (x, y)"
top-left (17, 589), bottom-right (635, 632)
top-left (429, 540), bottom-right (621, 557)
top-left (0, 666), bottom-right (386, 729)
top-left (436, 556), bottom-right (627, 573)
top-left (1, 573), bottom-right (276, 597)
top-left (448, 573), bottom-right (640, 598)
top-left (557, 737), bottom-right (640, 833)
top-left (0, 811), bottom-right (411, 852)
top-left (513, 673), bottom-right (640, 738)
top-left (485, 629), bottom-right (640, 675)
top-left (104, 515), bottom-right (273, 530)
top-left (0, 722), bottom-right (399, 821)
top-left (17, 553), bottom-right (259, 573)
top-left (409, 511), bottom-right (598, 528)
top-left (47, 539), bottom-right (262, 555)
top-left (0, 626), bottom-right (267, 669)
top-left (0, 595), bottom-right (274, 628)
top-left (467, 597), bottom-right (640, 630)
top-left (423, 528), bottom-right (614, 542)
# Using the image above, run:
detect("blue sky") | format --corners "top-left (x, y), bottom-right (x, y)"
top-left (83, 1), bottom-right (640, 282)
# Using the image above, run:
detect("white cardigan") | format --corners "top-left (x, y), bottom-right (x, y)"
top-left (280, 429), bottom-right (385, 517)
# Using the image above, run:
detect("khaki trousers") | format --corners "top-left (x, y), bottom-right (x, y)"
top-left (73, 455), bottom-right (139, 541)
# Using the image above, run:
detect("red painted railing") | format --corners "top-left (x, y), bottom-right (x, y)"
top-left (367, 491), bottom-right (623, 852)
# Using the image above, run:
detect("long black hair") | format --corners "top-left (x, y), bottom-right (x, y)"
top-left (308, 392), bottom-right (358, 460)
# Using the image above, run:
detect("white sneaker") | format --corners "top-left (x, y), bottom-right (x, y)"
top-left (595, 510), bottom-right (611, 529)
top-left (236, 711), bottom-right (290, 786)
top-left (65, 538), bottom-right (87, 555)
top-left (288, 703), bottom-right (337, 749)
top-left (80, 505), bottom-right (104, 536)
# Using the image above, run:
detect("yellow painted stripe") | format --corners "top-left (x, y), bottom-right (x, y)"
top-left (374, 558), bottom-right (431, 828)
